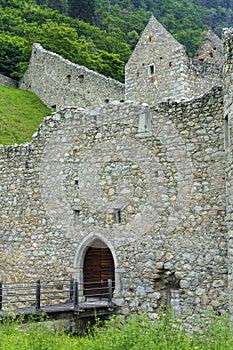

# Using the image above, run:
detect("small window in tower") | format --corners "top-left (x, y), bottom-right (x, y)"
top-left (149, 35), bottom-right (152, 42)
top-left (67, 74), bottom-right (71, 83)
top-left (225, 114), bottom-right (230, 150)
top-left (209, 52), bottom-right (213, 57)
top-left (148, 64), bottom-right (155, 76)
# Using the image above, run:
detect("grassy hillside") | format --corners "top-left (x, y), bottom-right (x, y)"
top-left (0, 86), bottom-right (51, 145)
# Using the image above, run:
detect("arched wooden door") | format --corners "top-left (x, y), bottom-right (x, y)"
top-left (83, 239), bottom-right (114, 297)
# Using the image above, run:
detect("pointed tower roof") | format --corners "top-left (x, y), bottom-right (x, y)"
top-left (126, 16), bottom-right (186, 66)
top-left (195, 30), bottom-right (223, 65)
top-left (125, 16), bottom-right (190, 104)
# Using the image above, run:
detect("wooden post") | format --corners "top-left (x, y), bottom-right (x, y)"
top-left (36, 280), bottom-right (41, 311)
top-left (0, 282), bottom-right (2, 310)
top-left (107, 279), bottom-right (113, 309)
top-left (74, 281), bottom-right (79, 313)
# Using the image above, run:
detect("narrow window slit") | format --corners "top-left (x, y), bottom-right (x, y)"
top-left (74, 210), bottom-right (81, 225)
top-left (148, 64), bottom-right (155, 76)
top-left (225, 114), bottom-right (230, 150)
top-left (115, 210), bottom-right (121, 223)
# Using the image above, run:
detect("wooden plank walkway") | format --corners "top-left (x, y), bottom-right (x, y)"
top-left (0, 300), bottom-right (115, 321)
top-left (0, 279), bottom-right (115, 321)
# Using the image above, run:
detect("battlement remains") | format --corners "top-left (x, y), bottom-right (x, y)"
top-left (19, 44), bottom-right (125, 111)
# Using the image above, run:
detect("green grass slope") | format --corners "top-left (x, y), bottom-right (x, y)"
top-left (0, 86), bottom-right (51, 145)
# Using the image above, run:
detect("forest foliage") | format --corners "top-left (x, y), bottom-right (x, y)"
top-left (0, 0), bottom-right (231, 82)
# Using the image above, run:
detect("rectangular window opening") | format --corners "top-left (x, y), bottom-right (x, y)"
top-left (74, 209), bottom-right (81, 225)
top-left (115, 210), bottom-right (121, 223)
top-left (148, 64), bottom-right (155, 76)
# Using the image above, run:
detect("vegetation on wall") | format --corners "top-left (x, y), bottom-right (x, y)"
top-left (0, 0), bottom-right (231, 82)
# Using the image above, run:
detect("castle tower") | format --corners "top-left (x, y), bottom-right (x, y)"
top-left (125, 16), bottom-right (190, 105)
top-left (223, 27), bottom-right (233, 314)
top-left (195, 30), bottom-right (223, 65)
top-left (125, 16), bottom-right (223, 106)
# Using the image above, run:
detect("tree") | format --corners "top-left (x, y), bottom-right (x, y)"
top-left (68, 0), bottom-right (95, 23)
top-left (0, 34), bottom-right (26, 78)
top-left (34, 0), bottom-right (68, 14)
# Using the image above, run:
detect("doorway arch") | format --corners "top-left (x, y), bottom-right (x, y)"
top-left (73, 234), bottom-right (118, 299)
top-left (83, 239), bottom-right (115, 296)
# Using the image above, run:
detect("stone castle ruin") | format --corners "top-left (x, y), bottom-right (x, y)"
top-left (1, 16), bottom-right (233, 316)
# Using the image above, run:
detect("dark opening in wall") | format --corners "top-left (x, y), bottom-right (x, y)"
top-left (74, 209), bottom-right (81, 224)
top-left (114, 210), bottom-right (121, 223)
top-left (67, 74), bottom-right (71, 83)
top-left (148, 64), bottom-right (155, 76)
top-left (225, 114), bottom-right (230, 150)
top-left (51, 105), bottom-right (56, 111)
top-left (75, 179), bottom-right (79, 187)
top-left (78, 74), bottom-right (84, 82)
top-left (209, 52), bottom-right (213, 57)
top-left (149, 35), bottom-right (152, 42)
top-left (105, 98), bottom-right (109, 103)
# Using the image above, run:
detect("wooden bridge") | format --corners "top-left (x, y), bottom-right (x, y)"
top-left (0, 279), bottom-right (115, 321)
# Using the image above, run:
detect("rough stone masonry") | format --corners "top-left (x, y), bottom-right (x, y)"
top-left (0, 16), bottom-right (232, 317)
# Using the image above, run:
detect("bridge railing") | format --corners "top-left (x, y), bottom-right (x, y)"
top-left (0, 279), bottom-right (114, 313)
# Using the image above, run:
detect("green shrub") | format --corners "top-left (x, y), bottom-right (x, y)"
top-left (0, 310), bottom-right (232, 349)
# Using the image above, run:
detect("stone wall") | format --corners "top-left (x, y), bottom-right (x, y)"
top-left (223, 27), bottom-right (233, 314)
top-left (187, 58), bottom-right (222, 95)
top-left (0, 87), bottom-right (227, 315)
top-left (19, 44), bottom-right (125, 111)
top-left (0, 74), bottom-right (17, 88)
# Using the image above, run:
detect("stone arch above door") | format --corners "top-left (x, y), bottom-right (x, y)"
top-left (84, 239), bottom-right (114, 297)
top-left (73, 233), bottom-right (120, 297)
